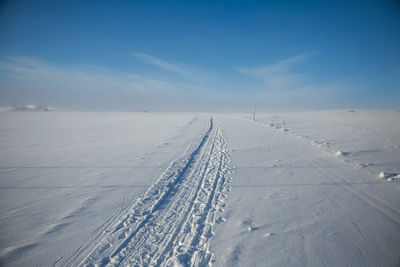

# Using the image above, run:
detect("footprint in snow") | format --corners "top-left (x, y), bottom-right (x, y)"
top-left (335, 150), bottom-right (350, 157)
top-left (378, 172), bottom-right (400, 181)
top-left (242, 219), bottom-right (258, 232)
top-left (247, 226), bottom-right (258, 232)
top-left (216, 217), bottom-right (226, 224)
top-left (356, 163), bottom-right (372, 169)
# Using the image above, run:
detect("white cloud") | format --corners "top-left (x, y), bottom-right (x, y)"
top-left (0, 56), bottom-right (230, 111)
top-left (0, 52), bottom-right (352, 111)
top-left (0, 56), bottom-right (193, 95)
top-left (132, 53), bottom-right (189, 75)
top-left (233, 52), bottom-right (359, 110)
top-left (131, 53), bottom-right (217, 84)
top-left (237, 53), bottom-right (314, 91)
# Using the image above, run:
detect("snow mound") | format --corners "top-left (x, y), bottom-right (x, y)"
top-left (264, 232), bottom-right (274, 237)
top-left (24, 104), bottom-right (42, 111)
top-left (0, 106), bottom-right (14, 112)
top-left (335, 150), bottom-right (350, 157)
top-left (0, 105), bottom-right (61, 112)
top-left (378, 172), bottom-right (400, 181)
top-left (43, 106), bottom-right (60, 111)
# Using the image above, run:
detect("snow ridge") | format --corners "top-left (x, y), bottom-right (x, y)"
top-left (65, 117), bottom-right (232, 266)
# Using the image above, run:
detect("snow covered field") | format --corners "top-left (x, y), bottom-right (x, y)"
top-left (0, 110), bottom-right (399, 266)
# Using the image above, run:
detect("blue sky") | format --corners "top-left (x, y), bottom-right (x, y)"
top-left (0, 0), bottom-right (399, 111)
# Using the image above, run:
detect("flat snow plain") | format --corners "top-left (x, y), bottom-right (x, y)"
top-left (0, 110), bottom-right (399, 266)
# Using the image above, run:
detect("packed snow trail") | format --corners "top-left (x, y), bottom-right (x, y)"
top-left (66, 117), bottom-right (232, 266)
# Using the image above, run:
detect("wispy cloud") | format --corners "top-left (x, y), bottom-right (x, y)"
top-left (0, 52), bottom-right (353, 111)
top-left (235, 52), bottom-right (359, 110)
top-left (0, 56), bottom-right (228, 111)
top-left (0, 56), bottom-right (184, 95)
top-left (132, 52), bottom-right (221, 89)
top-left (237, 53), bottom-right (315, 91)
top-left (133, 53), bottom-right (189, 75)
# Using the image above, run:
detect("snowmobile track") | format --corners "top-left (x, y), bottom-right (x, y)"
top-left (65, 117), bottom-right (232, 266)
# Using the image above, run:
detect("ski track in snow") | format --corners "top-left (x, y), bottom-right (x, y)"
top-left (65, 117), bottom-right (232, 266)
top-left (266, 114), bottom-right (400, 181)
top-left (298, 150), bottom-right (400, 227)
top-left (267, 115), bottom-right (400, 226)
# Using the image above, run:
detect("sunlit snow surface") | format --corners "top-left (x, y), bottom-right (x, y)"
top-left (0, 112), bottom-right (211, 266)
top-left (0, 110), bottom-right (399, 266)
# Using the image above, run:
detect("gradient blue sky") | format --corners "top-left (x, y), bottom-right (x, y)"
top-left (0, 0), bottom-right (399, 111)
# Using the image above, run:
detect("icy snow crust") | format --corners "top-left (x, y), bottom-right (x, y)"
top-left (0, 110), bottom-right (400, 266)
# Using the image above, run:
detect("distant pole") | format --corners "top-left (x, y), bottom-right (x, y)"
top-left (252, 104), bottom-right (257, 121)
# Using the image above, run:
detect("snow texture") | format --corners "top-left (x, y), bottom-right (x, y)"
top-left (0, 110), bottom-right (399, 266)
